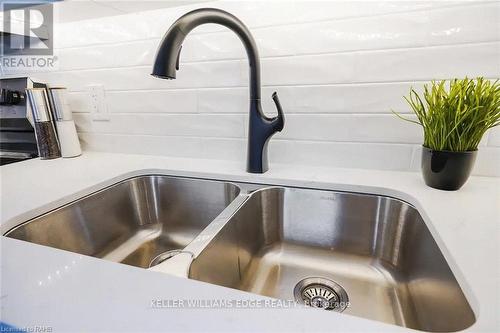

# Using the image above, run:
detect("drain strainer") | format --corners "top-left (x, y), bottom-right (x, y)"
top-left (149, 249), bottom-right (182, 268)
top-left (294, 277), bottom-right (349, 312)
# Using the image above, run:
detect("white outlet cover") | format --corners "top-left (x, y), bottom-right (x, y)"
top-left (87, 84), bottom-right (110, 121)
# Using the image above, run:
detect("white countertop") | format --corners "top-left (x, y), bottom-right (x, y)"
top-left (1, 151), bottom-right (499, 333)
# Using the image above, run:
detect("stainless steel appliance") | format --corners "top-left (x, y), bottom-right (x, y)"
top-left (0, 77), bottom-right (38, 165)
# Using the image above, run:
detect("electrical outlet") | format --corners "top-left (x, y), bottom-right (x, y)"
top-left (87, 84), bottom-right (110, 121)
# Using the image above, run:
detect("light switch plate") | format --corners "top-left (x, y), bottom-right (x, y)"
top-left (87, 84), bottom-right (110, 121)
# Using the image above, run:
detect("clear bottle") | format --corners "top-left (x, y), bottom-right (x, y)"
top-left (25, 88), bottom-right (61, 160)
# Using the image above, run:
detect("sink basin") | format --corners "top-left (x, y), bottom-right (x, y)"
top-left (189, 187), bottom-right (475, 332)
top-left (5, 175), bottom-right (475, 331)
top-left (5, 175), bottom-right (240, 268)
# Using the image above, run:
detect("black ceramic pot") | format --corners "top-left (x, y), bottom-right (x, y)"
top-left (421, 146), bottom-right (477, 191)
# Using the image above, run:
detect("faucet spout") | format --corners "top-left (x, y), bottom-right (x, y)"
top-left (152, 8), bottom-right (284, 173)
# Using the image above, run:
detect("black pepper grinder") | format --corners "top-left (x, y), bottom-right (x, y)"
top-left (26, 88), bottom-right (61, 160)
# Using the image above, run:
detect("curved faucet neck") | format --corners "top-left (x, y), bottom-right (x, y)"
top-left (164, 8), bottom-right (261, 100)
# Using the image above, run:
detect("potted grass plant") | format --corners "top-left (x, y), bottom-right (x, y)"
top-left (393, 77), bottom-right (500, 191)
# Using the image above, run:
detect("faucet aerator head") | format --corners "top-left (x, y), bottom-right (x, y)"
top-left (150, 73), bottom-right (176, 80)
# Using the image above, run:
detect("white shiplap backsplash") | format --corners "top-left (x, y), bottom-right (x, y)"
top-left (13, 1), bottom-right (500, 175)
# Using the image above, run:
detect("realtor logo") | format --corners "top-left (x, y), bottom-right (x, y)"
top-left (1, 2), bottom-right (53, 56)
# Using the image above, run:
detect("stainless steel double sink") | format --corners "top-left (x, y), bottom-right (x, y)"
top-left (4, 175), bottom-right (475, 332)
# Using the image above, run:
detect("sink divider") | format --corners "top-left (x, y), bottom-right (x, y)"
top-left (149, 185), bottom-right (285, 278)
top-left (149, 192), bottom-right (249, 277)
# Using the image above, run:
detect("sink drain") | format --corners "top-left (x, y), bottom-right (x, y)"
top-left (294, 277), bottom-right (349, 312)
top-left (149, 249), bottom-right (182, 267)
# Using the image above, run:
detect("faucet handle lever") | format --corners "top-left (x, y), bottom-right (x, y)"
top-left (271, 92), bottom-right (285, 132)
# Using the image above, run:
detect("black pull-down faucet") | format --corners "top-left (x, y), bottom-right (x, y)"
top-left (151, 8), bottom-right (285, 173)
